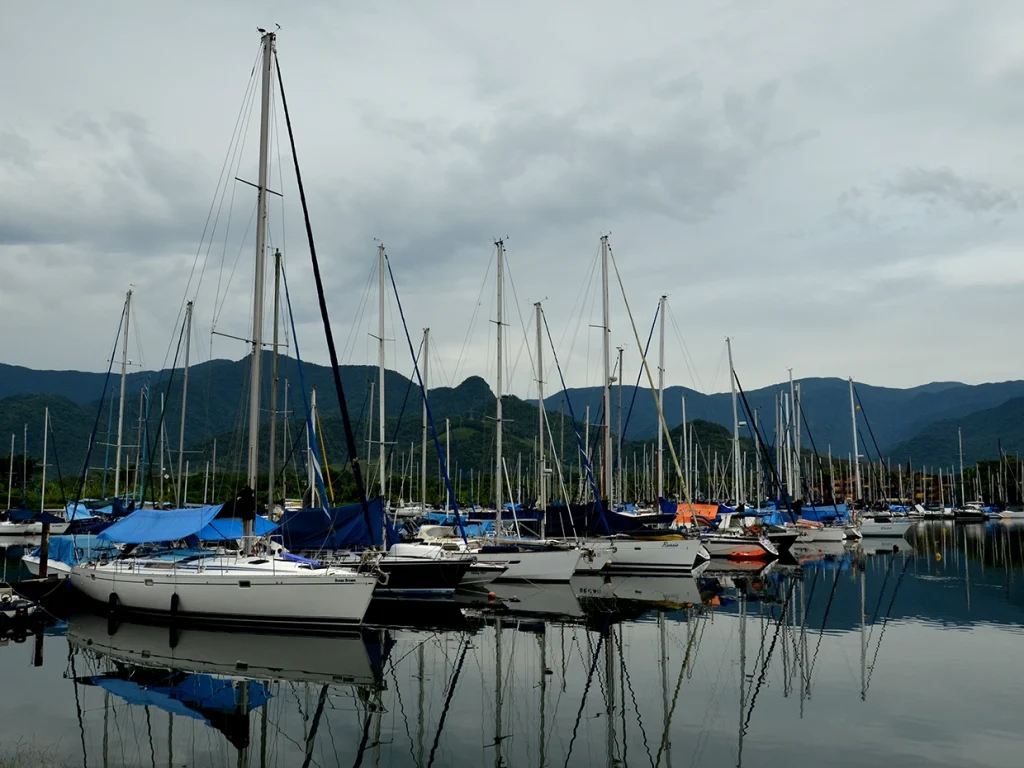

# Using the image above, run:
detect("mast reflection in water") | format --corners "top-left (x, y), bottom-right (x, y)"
top-left (1, 521), bottom-right (1022, 767)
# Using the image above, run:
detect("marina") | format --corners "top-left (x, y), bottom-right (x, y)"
top-left (1, 521), bottom-right (1021, 767)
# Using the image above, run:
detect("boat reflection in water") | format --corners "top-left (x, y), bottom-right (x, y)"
top-left (8, 521), bottom-right (1022, 768)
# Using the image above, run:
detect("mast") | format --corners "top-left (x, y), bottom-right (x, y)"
top-left (681, 395), bottom-right (688, 501)
top-left (958, 426), bottom-right (966, 506)
top-left (421, 328), bottom-right (429, 513)
top-left (727, 337), bottom-right (739, 503)
top-left (617, 345), bottom-right (624, 505)
top-left (495, 239), bottom-right (505, 533)
top-left (114, 289), bottom-right (132, 499)
top-left (601, 235), bottom-right (613, 505)
top-left (158, 393), bottom-right (165, 507)
top-left (377, 243), bottom-right (387, 501)
top-left (268, 248), bottom-right (282, 512)
top-left (536, 303), bottom-right (546, 536)
top-left (175, 301), bottom-right (193, 507)
top-left (657, 295), bottom-right (667, 499)
top-left (6, 433), bottom-right (13, 510)
top-left (849, 377), bottom-right (862, 502)
top-left (794, 380), bottom-right (802, 500)
top-left (245, 29), bottom-right (274, 546)
top-left (40, 407), bottom-right (48, 513)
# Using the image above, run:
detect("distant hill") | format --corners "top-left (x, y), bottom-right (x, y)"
top-left (546, 377), bottom-right (1024, 456)
top-left (888, 397), bottom-right (1024, 467)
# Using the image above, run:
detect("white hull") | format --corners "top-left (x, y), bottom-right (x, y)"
top-left (859, 518), bottom-right (914, 537)
top-left (797, 526), bottom-right (847, 543)
top-left (0, 522), bottom-right (69, 536)
top-left (70, 555), bottom-right (377, 627)
top-left (66, 612), bottom-right (378, 685)
top-left (471, 547), bottom-right (582, 582)
top-left (595, 537), bottom-right (704, 574)
top-left (21, 555), bottom-right (71, 579)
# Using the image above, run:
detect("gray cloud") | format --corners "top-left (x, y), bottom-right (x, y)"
top-left (886, 167), bottom-right (1018, 214)
top-left (3, 1), bottom-right (1024, 397)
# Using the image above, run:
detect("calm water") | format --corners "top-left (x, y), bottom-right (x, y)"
top-left (2, 522), bottom-right (1023, 767)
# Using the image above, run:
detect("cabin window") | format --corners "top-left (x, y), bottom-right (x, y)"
top-left (238, 580), bottom-right (251, 588)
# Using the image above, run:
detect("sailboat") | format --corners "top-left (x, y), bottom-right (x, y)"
top-left (0, 409), bottom-right (70, 537)
top-left (70, 31), bottom-right (377, 628)
top-left (421, 240), bottom-right (583, 582)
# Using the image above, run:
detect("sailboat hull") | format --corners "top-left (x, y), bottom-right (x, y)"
top-left (700, 535), bottom-right (778, 560)
top-left (70, 557), bottom-right (377, 628)
top-left (472, 547), bottom-right (582, 582)
top-left (0, 522), bottom-right (69, 536)
top-left (859, 518), bottom-right (914, 537)
top-left (594, 537), bottom-right (704, 574)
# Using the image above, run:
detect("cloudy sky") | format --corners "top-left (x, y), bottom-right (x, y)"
top-left (3, 0), bottom-right (1024, 399)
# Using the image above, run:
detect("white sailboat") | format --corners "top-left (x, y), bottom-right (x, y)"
top-left (70, 31), bottom-right (377, 628)
top-left (431, 240), bottom-right (582, 582)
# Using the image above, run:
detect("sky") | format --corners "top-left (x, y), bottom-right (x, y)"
top-left (3, 0), bottom-right (1024, 400)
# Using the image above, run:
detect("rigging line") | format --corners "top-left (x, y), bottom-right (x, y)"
top-left (653, 612), bottom-right (705, 768)
top-left (427, 635), bottom-right (470, 768)
top-left (300, 685), bottom-right (330, 768)
top-left (621, 302), bottom-right (660, 444)
top-left (707, 343), bottom-right (727, 398)
top-left (139, 321), bottom-right (186, 507)
top-left (211, 200), bottom-right (259, 330)
top-left (551, 247), bottom-right (599, 390)
top-left (47, 410), bottom-right (68, 509)
top-left (380, 343), bottom-right (422, 500)
top-left (315, 409), bottom-right (335, 504)
top-left (864, 557), bottom-right (911, 694)
top-left (70, 300), bottom-right (125, 513)
top-left (385, 655), bottom-right (418, 768)
top-left (280, 266), bottom-right (331, 508)
top-left (617, 630), bottom-right (655, 768)
top-left (341, 256), bottom-right (378, 364)
top-left (542, 308), bottom-right (605, 528)
top-left (866, 552), bottom-right (897, 647)
top-left (384, 254), bottom-right (467, 541)
top-left (666, 302), bottom-right (705, 394)
top-left (734, 369), bottom-right (795, 519)
top-left (853, 385), bottom-right (886, 465)
top-left (451, 249), bottom-right (494, 385)
top-left (276, 54), bottom-right (375, 538)
top-left (797, 396), bottom-right (840, 512)
top-left (562, 627), bottom-right (607, 768)
top-left (807, 566), bottom-right (842, 685)
top-left (503, 253), bottom-right (537, 394)
top-left (742, 578), bottom-right (798, 732)
top-left (607, 243), bottom-right (692, 504)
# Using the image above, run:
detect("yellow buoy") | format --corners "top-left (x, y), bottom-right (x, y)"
top-left (935, 553), bottom-right (942, 562)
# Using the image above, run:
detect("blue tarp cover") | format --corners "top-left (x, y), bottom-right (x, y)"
top-left (278, 497), bottom-right (397, 550)
top-left (198, 516), bottom-right (278, 541)
top-left (98, 504), bottom-right (223, 543)
top-left (31, 534), bottom-right (119, 566)
top-left (93, 674), bottom-right (270, 719)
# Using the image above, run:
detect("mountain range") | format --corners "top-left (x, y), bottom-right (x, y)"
top-left (2, 358), bottom-right (1023, 473)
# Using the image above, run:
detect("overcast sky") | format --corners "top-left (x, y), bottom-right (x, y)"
top-left (3, 0), bottom-right (1024, 400)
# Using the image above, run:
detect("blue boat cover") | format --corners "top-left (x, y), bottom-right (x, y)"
top-left (198, 516), bottom-right (278, 541)
top-left (93, 674), bottom-right (270, 719)
top-left (277, 497), bottom-right (398, 550)
top-left (30, 534), bottom-right (119, 566)
top-left (98, 504), bottom-right (223, 543)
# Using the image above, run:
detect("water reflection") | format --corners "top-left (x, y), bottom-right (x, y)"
top-left (1, 522), bottom-right (1023, 767)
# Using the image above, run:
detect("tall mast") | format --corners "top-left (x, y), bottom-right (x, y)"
top-left (600, 235), bottom-right (613, 504)
top-left (849, 377), bottom-right (862, 501)
top-left (267, 248), bottom-right (282, 512)
top-left (377, 243), bottom-right (387, 500)
top-left (6, 433), bottom-right (13, 510)
top-left (40, 407), bottom-right (48, 513)
top-left (793, 379), bottom-right (802, 500)
top-left (307, 387), bottom-right (318, 506)
top-left (958, 426), bottom-right (966, 506)
top-left (495, 240), bottom-right (505, 533)
top-left (421, 328), bottom-right (429, 513)
top-left (535, 303), bottom-right (546, 536)
top-left (175, 301), bottom-right (193, 507)
top-left (246, 29), bottom-right (274, 542)
top-left (114, 289), bottom-right (132, 499)
top-left (617, 345), bottom-right (624, 505)
top-left (681, 394), bottom-right (688, 500)
top-left (727, 337), bottom-right (739, 503)
top-left (158, 393), bottom-right (165, 507)
top-left (657, 295), bottom-right (667, 499)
